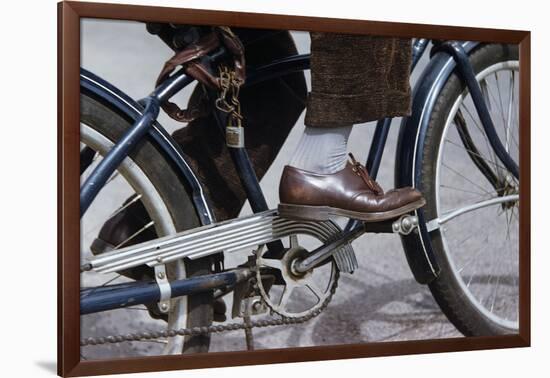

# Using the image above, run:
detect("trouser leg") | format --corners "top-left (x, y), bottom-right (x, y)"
top-left (305, 32), bottom-right (412, 128)
top-left (288, 33), bottom-right (413, 174)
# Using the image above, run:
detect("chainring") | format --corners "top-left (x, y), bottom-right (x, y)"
top-left (255, 237), bottom-right (339, 319)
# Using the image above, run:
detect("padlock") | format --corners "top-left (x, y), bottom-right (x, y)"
top-left (226, 126), bottom-right (245, 148)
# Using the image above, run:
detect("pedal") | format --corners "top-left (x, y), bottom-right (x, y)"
top-left (333, 247), bottom-right (358, 273)
top-left (391, 215), bottom-right (419, 235)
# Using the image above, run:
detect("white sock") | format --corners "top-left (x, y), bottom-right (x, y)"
top-left (289, 125), bottom-right (353, 174)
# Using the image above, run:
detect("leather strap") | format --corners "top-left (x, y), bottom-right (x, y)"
top-left (217, 26), bottom-right (245, 83)
top-left (155, 27), bottom-right (246, 123)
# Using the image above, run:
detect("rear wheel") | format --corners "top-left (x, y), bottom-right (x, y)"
top-left (80, 93), bottom-right (213, 357)
top-left (421, 43), bottom-right (519, 335)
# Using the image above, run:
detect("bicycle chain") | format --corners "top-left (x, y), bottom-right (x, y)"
top-left (80, 270), bottom-right (339, 347)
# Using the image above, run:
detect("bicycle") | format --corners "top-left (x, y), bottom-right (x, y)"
top-left (79, 24), bottom-right (520, 356)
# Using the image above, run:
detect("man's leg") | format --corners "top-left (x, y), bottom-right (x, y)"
top-left (280, 33), bottom-right (425, 221)
top-left (289, 125), bottom-right (352, 174)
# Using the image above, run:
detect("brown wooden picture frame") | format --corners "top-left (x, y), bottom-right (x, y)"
top-left (58, 1), bottom-right (531, 376)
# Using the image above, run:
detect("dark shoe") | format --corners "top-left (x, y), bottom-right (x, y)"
top-left (278, 154), bottom-right (425, 222)
top-left (91, 198), bottom-right (157, 281)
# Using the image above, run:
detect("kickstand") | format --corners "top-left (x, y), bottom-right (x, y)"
top-left (243, 313), bottom-right (255, 350)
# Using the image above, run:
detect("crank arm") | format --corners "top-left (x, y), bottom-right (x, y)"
top-left (293, 223), bottom-right (366, 274)
top-left (292, 214), bottom-right (420, 273)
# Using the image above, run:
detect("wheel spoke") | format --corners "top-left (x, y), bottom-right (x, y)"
top-left (442, 162), bottom-right (492, 196)
top-left (440, 184), bottom-right (485, 198)
top-left (82, 273), bottom-right (123, 297)
top-left (445, 138), bottom-right (508, 172)
top-left (460, 103), bottom-right (501, 174)
top-left (505, 71), bottom-right (515, 151)
top-left (490, 271), bottom-right (502, 314)
top-left (83, 194), bottom-right (143, 240)
top-left (466, 273), bottom-right (474, 288)
top-left (460, 102), bottom-right (484, 133)
top-left (441, 184), bottom-right (511, 199)
top-left (493, 71), bottom-right (508, 127)
top-left (480, 79), bottom-right (492, 112)
top-left (112, 220), bottom-right (154, 250)
top-left (458, 243), bottom-right (487, 273)
top-left (105, 170), bottom-right (121, 186)
top-left (510, 78), bottom-right (520, 150)
top-left (447, 231), bottom-right (476, 250)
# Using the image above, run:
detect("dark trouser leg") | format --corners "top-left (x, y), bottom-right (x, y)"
top-left (288, 34), bottom-right (413, 174)
top-left (305, 32), bottom-right (412, 128)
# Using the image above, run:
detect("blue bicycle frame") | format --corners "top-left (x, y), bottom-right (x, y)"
top-left (80, 38), bottom-right (518, 315)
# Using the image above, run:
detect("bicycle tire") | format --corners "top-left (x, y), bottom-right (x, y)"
top-left (80, 93), bottom-right (213, 353)
top-left (421, 43), bottom-right (519, 335)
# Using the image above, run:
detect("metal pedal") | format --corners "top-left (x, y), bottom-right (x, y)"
top-left (333, 247), bottom-right (358, 273)
top-left (391, 215), bottom-right (419, 235)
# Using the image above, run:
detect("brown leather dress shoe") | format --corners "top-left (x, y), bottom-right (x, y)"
top-left (278, 154), bottom-right (425, 222)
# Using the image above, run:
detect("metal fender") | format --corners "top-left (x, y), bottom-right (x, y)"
top-left (80, 68), bottom-right (215, 225)
top-left (394, 41), bottom-right (480, 284)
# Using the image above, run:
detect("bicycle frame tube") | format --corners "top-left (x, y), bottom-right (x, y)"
top-left (81, 269), bottom-right (251, 315)
top-left (435, 41), bottom-right (519, 179)
top-left (245, 54), bottom-right (310, 87)
top-left (80, 97), bottom-right (160, 215)
top-left (209, 95), bottom-right (289, 256)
